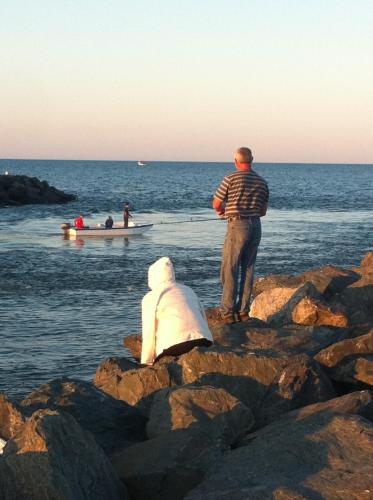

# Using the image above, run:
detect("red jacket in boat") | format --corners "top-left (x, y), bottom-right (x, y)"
top-left (74, 216), bottom-right (84, 229)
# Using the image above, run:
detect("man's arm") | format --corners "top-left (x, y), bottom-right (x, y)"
top-left (212, 197), bottom-right (225, 217)
top-left (213, 176), bottom-right (229, 217)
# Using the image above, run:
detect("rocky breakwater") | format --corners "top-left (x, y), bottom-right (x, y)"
top-left (0, 174), bottom-right (76, 206)
top-left (1, 252), bottom-right (373, 499)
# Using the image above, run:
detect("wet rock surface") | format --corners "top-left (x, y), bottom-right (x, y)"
top-left (1, 252), bottom-right (373, 499)
top-left (0, 174), bottom-right (76, 206)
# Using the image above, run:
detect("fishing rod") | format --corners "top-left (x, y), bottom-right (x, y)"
top-left (154, 217), bottom-right (220, 225)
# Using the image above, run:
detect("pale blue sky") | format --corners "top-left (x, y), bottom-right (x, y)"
top-left (1, 0), bottom-right (372, 162)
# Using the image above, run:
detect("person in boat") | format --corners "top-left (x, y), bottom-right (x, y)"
top-left (141, 257), bottom-right (213, 365)
top-left (213, 146), bottom-right (269, 323)
top-left (74, 214), bottom-right (85, 230)
top-left (123, 201), bottom-right (132, 228)
top-left (105, 216), bottom-right (114, 228)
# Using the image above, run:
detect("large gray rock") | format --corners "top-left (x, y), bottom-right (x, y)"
top-left (176, 347), bottom-right (335, 427)
top-left (253, 265), bottom-right (360, 299)
top-left (315, 329), bottom-right (373, 368)
top-left (210, 321), bottom-right (349, 357)
top-left (95, 348), bottom-right (334, 428)
top-left (360, 251), bottom-right (373, 269)
top-left (0, 174), bottom-right (76, 206)
top-left (111, 427), bottom-right (225, 500)
top-left (147, 385), bottom-right (255, 442)
top-left (250, 286), bottom-right (299, 322)
top-left (250, 282), bottom-right (348, 327)
top-left (122, 319), bottom-right (350, 361)
top-left (93, 356), bottom-right (139, 387)
top-left (94, 357), bottom-right (175, 412)
top-left (315, 330), bottom-right (373, 388)
top-left (186, 411), bottom-right (373, 500)
top-left (112, 385), bottom-right (255, 500)
top-left (238, 390), bottom-right (373, 447)
top-left (339, 269), bottom-right (373, 324)
top-left (1, 409), bottom-right (127, 499)
top-left (0, 394), bottom-right (25, 440)
top-left (20, 377), bottom-right (147, 452)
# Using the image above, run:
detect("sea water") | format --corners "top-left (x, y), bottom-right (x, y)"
top-left (0, 160), bottom-right (372, 398)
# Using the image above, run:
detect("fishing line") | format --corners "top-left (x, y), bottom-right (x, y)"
top-left (154, 217), bottom-right (220, 225)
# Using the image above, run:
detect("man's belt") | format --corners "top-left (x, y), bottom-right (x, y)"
top-left (227, 215), bottom-right (258, 222)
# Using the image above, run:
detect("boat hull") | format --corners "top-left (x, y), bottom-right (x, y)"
top-left (63, 223), bottom-right (153, 238)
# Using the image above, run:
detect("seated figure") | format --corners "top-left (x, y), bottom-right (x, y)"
top-left (105, 216), bottom-right (114, 228)
top-left (141, 257), bottom-right (213, 365)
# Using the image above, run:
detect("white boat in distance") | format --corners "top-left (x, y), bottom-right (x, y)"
top-left (61, 221), bottom-right (153, 238)
top-left (137, 161), bottom-right (147, 166)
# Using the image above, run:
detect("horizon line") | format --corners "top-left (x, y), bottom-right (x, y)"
top-left (1, 157), bottom-right (373, 167)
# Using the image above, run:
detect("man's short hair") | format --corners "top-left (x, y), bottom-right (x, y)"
top-left (235, 147), bottom-right (253, 164)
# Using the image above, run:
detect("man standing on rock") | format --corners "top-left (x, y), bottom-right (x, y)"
top-left (213, 147), bottom-right (269, 323)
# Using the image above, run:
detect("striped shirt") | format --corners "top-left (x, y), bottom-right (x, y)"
top-left (214, 170), bottom-right (269, 218)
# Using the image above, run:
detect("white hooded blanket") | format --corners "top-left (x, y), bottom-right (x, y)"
top-left (141, 257), bottom-right (213, 365)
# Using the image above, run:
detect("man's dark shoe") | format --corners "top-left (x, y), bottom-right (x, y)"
top-left (238, 311), bottom-right (250, 322)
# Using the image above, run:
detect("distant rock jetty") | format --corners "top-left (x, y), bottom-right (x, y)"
top-left (0, 174), bottom-right (76, 207)
top-left (1, 253), bottom-right (373, 499)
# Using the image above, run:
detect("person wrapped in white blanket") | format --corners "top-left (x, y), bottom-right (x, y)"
top-left (141, 257), bottom-right (213, 365)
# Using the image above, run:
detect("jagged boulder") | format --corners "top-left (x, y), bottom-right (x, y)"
top-left (111, 425), bottom-right (226, 500)
top-left (19, 378), bottom-right (147, 452)
top-left (146, 385), bottom-right (254, 442)
top-left (315, 330), bottom-right (373, 388)
top-left (122, 316), bottom-right (351, 362)
top-left (93, 356), bottom-right (139, 388)
top-left (238, 390), bottom-right (373, 447)
top-left (0, 394), bottom-right (25, 440)
top-left (94, 358), bottom-right (175, 412)
top-left (111, 385), bottom-right (255, 499)
top-left (186, 411), bottom-right (373, 500)
top-left (95, 347), bottom-right (334, 428)
top-left (211, 321), bottom-right (349, 356)
top-left (361, 252), bottom-right (373, 268)
top-left (1, 409), bottom-right (127, 499)
top-left (291, 294), bottom-right (348, 327)
top-left (176, 347), bottom-right (335, 427)
top-left (250, 285), bottom-right (299, 323)
top-left (253, 265), bottom-right (359, 299)
top-left (111, 387), bottom-right (254, 500)
top-left (0, 174), bottom-right (76, 206)
top-left (250, 282), bottom-right (348, 327)
top-left (339, 268), bottom-right (373, 324)
top-left (253, 273), bottom-right (300, 297)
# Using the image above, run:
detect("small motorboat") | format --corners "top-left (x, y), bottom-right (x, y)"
top-left (137, 161), bottom-right (147, 166)
top-left (61, 220), bottom-right (153, 238)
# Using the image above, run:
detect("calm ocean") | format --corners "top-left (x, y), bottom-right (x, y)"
top-left (0, 160), bottom-right (372, 399)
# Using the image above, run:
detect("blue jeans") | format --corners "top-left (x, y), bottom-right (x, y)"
top-left (220, 217), bottom-right (262, 315)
